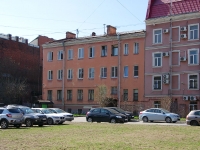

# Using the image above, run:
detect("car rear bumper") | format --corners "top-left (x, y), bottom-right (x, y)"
top-left (8, 119), bottom-right (23, 125)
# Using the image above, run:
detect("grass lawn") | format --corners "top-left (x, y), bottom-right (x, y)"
top-left (0, 122), bottom-right (199, 150)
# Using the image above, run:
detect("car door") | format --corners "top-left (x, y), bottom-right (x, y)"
top-left (154, 109), bottom-right (165, 121)
top-left (194, 111), bottom-right (200, 124)
top-left (90, 108), bottom-right (101, 122)
top-left (100, 109), bottom-right (110, 122)
top-left (146, 109), bottom-right (155, 120)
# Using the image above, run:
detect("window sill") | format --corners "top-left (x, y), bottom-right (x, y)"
top-left (153, 89), bottom-right (162, 91)
top-left (67, 58), bottom-right (73, 60)
top-left (188, 39), bottom-right (199, 41)
top-left (88, 78), bottom-right (94, 80)
top-left (57, 79), bottom-right (62, 81)
top-left (101, 77), bottom-right (107, 79)
top-left (152, 66), bottom-right (162, 68)
top-left (88, 99), bottom-right (94, 101)
top-left (78, 58), bottom-right (84, 60)
top-left (48, 60), bottom-right (53, 62)
top-left (101, 55), bottom-right (107, 57)
top-left (89, 57), bottom-right (94, 59)
top-left (133, 53), bottom-right (139, 55)
top-left (57, 59), bottom-right (63, 61)
top-left (188, 88), bottom-right (199, 90)
top-left (152, 43), bottom-right (162, 45)
top-left (67, 99), bottom-right (72, 101)
top-left (123, 54), bottom-right (128, 56)
top-left (188, 64), bottom-right (199, 66)
top-left (111, 77), bottom-right (117, 79)
top-left (134, 76), bottom-right (139, 78)
top-left (123, 76), bottom-right (128, 78)
top-left (67, 78), bottom-right (73, 80)
top-left (48, 79), bottom-right (53, 81)
top-left (78, 78), bottom-right (83, 80)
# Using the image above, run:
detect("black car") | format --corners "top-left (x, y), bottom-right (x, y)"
top-left (108, 107), bottom-right (134, 121)
top-left (86, 108), bottom-right (128, 123)
top-left (7, 105), bottom-right (47, 127)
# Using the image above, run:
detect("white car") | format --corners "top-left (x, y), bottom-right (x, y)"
top-left (49, 108), bottom-right (74, 121)
top-left (139, 108), bottom-right (180, 123)
top-left (32, 108), bottom-right (65, 125)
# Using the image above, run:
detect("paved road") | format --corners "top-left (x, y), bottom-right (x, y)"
top-left (70, 117), bottom-right (187, 126)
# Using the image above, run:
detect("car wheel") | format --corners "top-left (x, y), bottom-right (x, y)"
top-left (110, 118), bottom-right (116, 123)
top-left (165, 117), bottom-right (172, 123)
top-left (25, 119), bottom-right (33, 127)
top-left (87, 117), bottom-right (93, 122)
top-left (0, 120), bottom-right (9, 129)
top-left (142, 116), bottom-right (148, 122)
top-left (190, 120), bottom-right (199, 126)
top-left (47, 118), bottom-right (54, 125)
top-left (14, 124), bottom-right (21, 128)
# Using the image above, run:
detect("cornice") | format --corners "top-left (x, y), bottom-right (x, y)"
top-left (146, 12), bottom-right (200, 25)
top-left (145, 70), bottom-right (200, 75)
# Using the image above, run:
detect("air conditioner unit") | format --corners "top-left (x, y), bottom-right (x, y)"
top-left (183, 96), bottom-right (188, 100)
top-left (190, 96), bottom-right (197, 101)
top-left (163, 74), bottom-right (169, 79)
top-left (180, 26), bottom-right (187, 31)
top-left (163, 29), bottom-right (169, 33)
top-left (163, 52), bottom-right (169, 57)
top-left (163, 79), bottom-right (169, 84)
top-left (181, 34), bottom-right (187, 38)
top-left (180, 57), bottom-right (187, 61)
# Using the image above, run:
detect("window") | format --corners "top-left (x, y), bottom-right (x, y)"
top-left (111, 66), bottom-right (118, 78)
top-left (124, 44), bottom-right (128, 55)
top-left (77, 89), bottom-right (83, 100)
top-left (88, 68), bottom-right (94, 79)
top-left (189, 74), bottom-right (198, 89)
top-left (153, 76), bottom-right (162, 90)
top-left (68, 49), bottom-right (73, 60)
top-left (134, 66), bottom-right (138, 77)
top-left (78, 48), bottom-right (84, 59)
top-left (111, 86), bottom-right (117, 95)
top-left (188, 49), bottom-right (198, 65)
top-left (47, 90), bottom-right (52, 101)
top-left (89, 47), bottom-right (95, 58)
top-left (57, 70), bottom-right (63, 80)
top-left (111, 45), bottom-right (118, 56)
top-left (134, 43), bottom-right (139, 54)
top-left (189, 24), bottom-right (199, 40)
top-left (67, 69), bottom-right (73, 79)
top-left (58, 50), bottom-right (63, 60)
top-left (133, 89), bottom-right (138, 101)
top-left (47, 52), bottom-right (53, 61)
top-left (101, 67), bottom-right (107, 78)
top-left (78, 68), bottom-right (84, 79)
top-left (57, 90), bottom-right (62, 100)
top-left (154, 101), bottom-right (161, 108)
top-left (124, 66), bottom-right (128, 77)
top-left (101, 46), bottom-right (107, 57)
top-left (88, 89), bottom-right (94, 100)
top-left (67, 90), bottom-right (72, 100)
top-left (123, 89), bottom-right (128, 101)
top-left (153, 29), bottom-right (162, 44)
top-left (48, 70), bottom-right (53, 80)
top-left (153, 53), bottom-right (162, 67)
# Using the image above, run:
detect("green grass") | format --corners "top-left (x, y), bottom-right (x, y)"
top-left (0, 122), bottom-right (199, 150)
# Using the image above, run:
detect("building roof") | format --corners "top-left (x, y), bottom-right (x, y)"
top-left (146, 0), bottom-right (200, 20)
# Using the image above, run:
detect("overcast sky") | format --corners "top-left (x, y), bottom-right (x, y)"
top-left (0, 0), bottom-right (149, 42)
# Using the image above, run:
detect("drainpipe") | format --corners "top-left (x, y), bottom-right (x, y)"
top-left (117, 33), bottom-right (121, 108)
top-left (62, 41), bottom-right (66, 110)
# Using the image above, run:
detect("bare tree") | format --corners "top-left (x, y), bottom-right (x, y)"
top-left (161, 96), bottom-right (172, 111)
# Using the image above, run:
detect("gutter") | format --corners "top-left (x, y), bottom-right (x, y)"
top-left (62, 41), bottom-right (66, 110)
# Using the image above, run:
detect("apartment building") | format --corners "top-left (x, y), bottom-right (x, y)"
top-left (145, 0), bottom-right (200, 116)
top-left (42, 25), bottom-right (145, 114)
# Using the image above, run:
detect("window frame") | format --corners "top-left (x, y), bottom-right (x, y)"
top-left (153, 28), bottom-right (162, 44)
top-left (88, 89), bottom-right (94, 101)
top-left (111, 86), bottom-right (117, 95)
top-left (68, 49), bottom-right (73, 60)
top-left (57, 90), bottom-right (62, 101)
top-left (188, 74), bottom-right (199, 90)
top-left (57, 50), bottom-right (63, 60)
top-left (134, 42), bottom-right (139, 54)
top-left (101, 67), bottom-right (107, 78)
top-left (89, 47), bottom-right (95, 58)
top-left (47, 90), bottom-right (52, 101)
top-left (77, 89), bottom-right (83, 100)
top-left (111, 45), bottom-right (118, 56)
top-left (153, 52), bottom-right (162, 67)
top-left (88, 68), bottom-right (94, 79)
top-left (67, 90), bottom-right (72, 100)
top-left (57, 70), bottom-right (63, 80)
top-left (188, 49), bottom-right (199, 65)
top-left (78, 68), bottom-right (84, 79)
top-left (48, 70), bottom-right (53, 80)
top-left (124, 43), bottom-right (129, 55)
top-left (123, 89), bottom-right (128, 101)
top-left (124, 66), bottom-right (128, 77)
top-left (47, 51), bottom-right (53, 61)
top-left (153, 75), bottom-right (162, 90)
top-left (111, 66), bottom-right (118, 78)
top-left (101, 45), bottom-right (107, 57)
top-left (78, 48), bottom-right (84, 59)
top-left (134, 65), bottom-right (138, 77)
top-left (67, 69), bottom-right (73, 79)
top-left (188, 24), bottom-right (199, 40)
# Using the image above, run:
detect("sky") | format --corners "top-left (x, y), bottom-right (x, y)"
top-left (0, 0), bottom-right (149, 42)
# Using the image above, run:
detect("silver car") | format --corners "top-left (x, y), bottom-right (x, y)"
top-left (48, 108), bottom-right (74, 121)
top-left (32, 108), bottom-right (65, 125)
top-left (139, 108), bottom-right (180, 123)
top-left (0, 107), bottom-right (23, 129)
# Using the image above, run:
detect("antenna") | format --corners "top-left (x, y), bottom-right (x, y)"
top-left (76, 29), bottom-right (79, 38)
top-left (103, 24), bottom-right (106, 35)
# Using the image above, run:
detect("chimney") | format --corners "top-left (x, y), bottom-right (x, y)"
top-left (66, 32), bottom-right (76, 39)
top-left (92, 32), bottom-right (96, 36)
top-left (107, 25), bottom-right (117, 36)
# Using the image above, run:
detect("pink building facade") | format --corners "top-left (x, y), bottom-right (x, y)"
top-left (145, 0), bottom-right (200, 117)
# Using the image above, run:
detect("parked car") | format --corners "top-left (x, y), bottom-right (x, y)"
top-left (139, 108), bottom-right (180, 123)
top-left (107, 107), bottom-right (134, 121)
top-left (48, 108), bottom-right (74, 122)
top-left (32, 108), bottom-right (65, 125)
top-left (0, 107), bottom-right (23, 129)
top-left (186, 110), bottom-right (200, 126)
top-left (7, 105), bottom-right (47, 127)
top-left (86, 107), bottom-right (128, 123)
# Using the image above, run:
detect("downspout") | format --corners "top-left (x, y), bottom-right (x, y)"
top-left (117, 33), bottom-right (121, 108)
top-left (62, 41), bottom-right (66, 110)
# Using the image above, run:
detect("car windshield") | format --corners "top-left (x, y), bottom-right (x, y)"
top-left (53, 109), bottom-right (66, 113)
top-left (21, 108), bottom-right (35, 114)
top-left (42, 109), bottom-right (53, 114)
top-left (107, 108), bottom-right (120, 114)
top-left (160, 108), bottom-right (171, 113)
top-left (113, 107), bottom-right (125, 113)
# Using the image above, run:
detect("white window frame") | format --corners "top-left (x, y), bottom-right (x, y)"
top-left (47, 51), bottom-right (53, 61)
top-left (78, 68), bottom-right (84, 79)
top-left (152, 52), bottom-right (162, 67)
top-left (111, 66), bottom-right (118, 78)
top-left (153, 75), bottom-right (162, 90)
top-left (88, 68), bottom-right (94, 79)
top-left (57, 70), bottom-right (63, 80)
top-left (78, 48), bottom-right (84, 59)
top-left (124, 66), bottom-right (128, 77)
top-left (188, 74), bottom-right (199, 90)
top-left (124, 44), bottom-right (128, 55)
top-left (89, 47), bottom-right (95, 58)
top-left (68, 49), bottom-right (73, 60)
top-left (57, 50), bottom-right (63, 60)
top-left (153, 28), bottom-right (162, 44)
top-left (188, 24), bottom-right (199, 40)
top-left (67, 69), bottom-right (73, 79)
top-left (101, 67), bottom-right (107, 78)
top-left (48, 70), bottom-right (53, 80)
top-left (188, 49), bottom-right (199, 65)
top-left (134, 43), bottom-right (139, 54)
